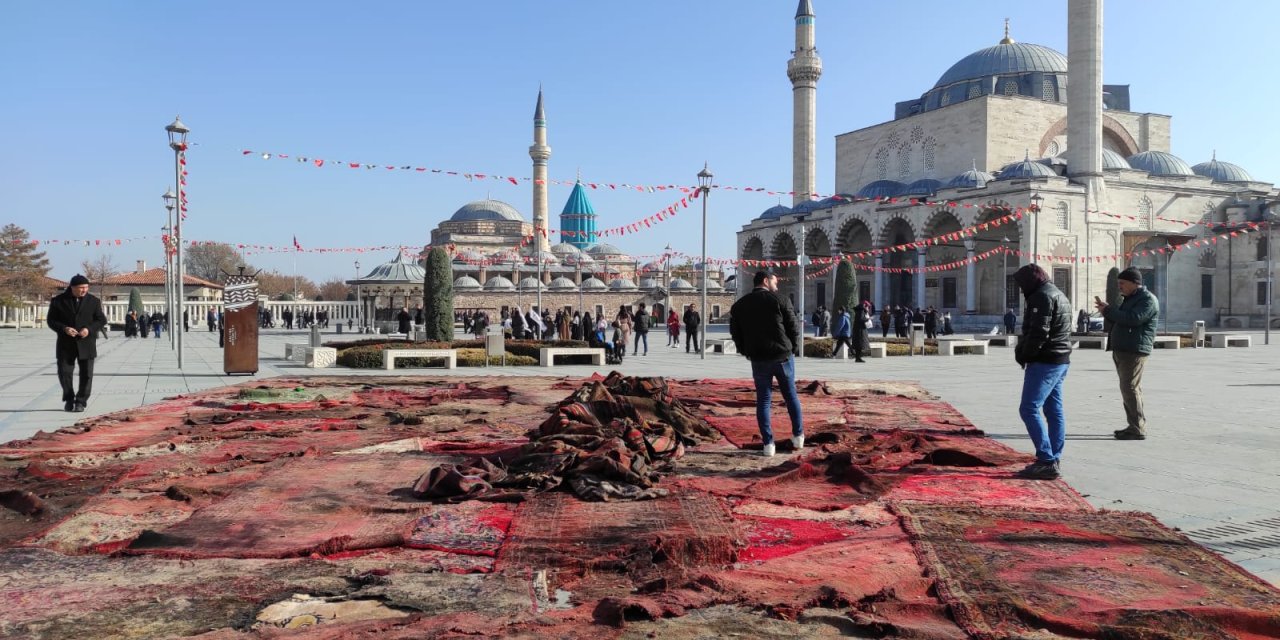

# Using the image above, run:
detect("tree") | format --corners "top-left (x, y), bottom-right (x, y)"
top-left (81, 254), bottom-right (119, 299)
top-left (0, 271), bottom-right (47, 307)
top-left (254, 270), bottom-right (318, 301)
top-left (317, 277), bottom-right (350, 303)
top-left (422, 246), bottom-right (454, 341)
top-left (831, 259), bottom-right (857, 314)
top-left (128, 288), bottom-right (144, 316)
top-left (185, 242), bottom-right (248, 282)
top-left (0, 223), bottom-right (50, 275)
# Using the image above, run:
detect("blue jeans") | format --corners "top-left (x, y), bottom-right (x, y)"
top-left (633, 331), bottom-right (647, 355)
top-left (1019, 362), bottom-right (1069, 462)
top-left (750, 356), bottom-right (803, 445)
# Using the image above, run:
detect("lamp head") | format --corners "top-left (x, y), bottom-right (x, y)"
top-left (165, 116), bottom-right (190, 148)
top-left (697, 163), bottom-right (713, 189)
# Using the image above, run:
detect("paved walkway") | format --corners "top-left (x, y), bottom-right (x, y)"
top-left (2, 325), bottom-right (1277, 585)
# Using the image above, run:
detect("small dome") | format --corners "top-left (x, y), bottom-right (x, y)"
top-left (758, 204), bottom-right (792, 220)
top-left (451, 199), bottom-right (524, 223)
top-left (1102, 149), bottom-right (1131, 170)
top-left (522, 249), bottom-right (560, 264)
top-left (1127, 150), bottom-right (1194, 177)
top-left (586, 243), bottom-right (626, 257)
top-left (453, 275), bottom-right (482, 290)
top-left (792, 199), bottom-right (827, 214)
top-left (564, 252), bottom-right (595, 266)
top-left (517, 277), bottom-right (545, 291)
top-left (996, 158), bottom-right (1057, 180)
top-left (580, 277), bottom-right (608, 290)
top-left (608, 278), bottom-right (638, 291)
top-left (902, 178), bottom-right (944, 197)
top-left (639, 277), bottom-right (659, 290)
top-left (639, 261), bottom-right (663, 274)
top-left (856, 180), bottom-right (906, 200)
top-left (549, 242), bottom-right (582, 256)
top-left (548, 277), bottom-right (578, 291)
top-left (483, 276), bottom-right (515, 291)
top-left (947, 168), bottom-right (994, 189)
top-left (934, 42), bottom-right (1067, 89)
top-left (1192, 157), bottom-right (1253, 183)
top-left (705, 278), bottom-right (723, 291)
top-left (669, 278), bottom-right (695, 291)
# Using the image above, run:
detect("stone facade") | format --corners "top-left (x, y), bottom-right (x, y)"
top-left (451, 290), bottom-right (736, 326)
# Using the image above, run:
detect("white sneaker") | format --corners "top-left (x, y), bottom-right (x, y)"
top-left (761, 443), bottom-right (775, 457)
top-left (791, 434), bottom-right (805, 450)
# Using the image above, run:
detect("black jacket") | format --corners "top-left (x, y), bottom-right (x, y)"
top-left (682, 308), bottom-right (701, 330)
top-left (729, 287), bottom-right (800, 362)
top-left (47, 289), bottom-right (107, 360)
top-left (1015, 282), bottom-right (1073, 365)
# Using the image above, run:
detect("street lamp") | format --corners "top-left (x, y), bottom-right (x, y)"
top-left (1029, 193), bottom-right (1044, 261)
top-left (1265, 200), bottom-right (1278, 345)
top-left (161, 191), bottom-right (176, 349)
top-left (796, 215), bottom-right (808, 360)
top-left (354, 260), bottom-right (362, 332)
top-left (165, 116), bottom-right (189, 369)
top-left (697, 163), bottom-right (712, 360)
top-left (1002, 236), bottom-right (1011, 316)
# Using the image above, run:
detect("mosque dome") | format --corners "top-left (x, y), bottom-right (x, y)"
top-left (608, 278), bottom-right (638, 291)
top-left (934, 42), bottom-right (1067, 89)
top-left (1127, 150), bottom-right (1195, 177)
top-left (1038, 149), bottom-right (1132, 172)
top-left (638, 278), bottom-right (659, 290)
top-left (549, 242), bottom-right (582, 257)
top-left (483, 276), bottom-right (515, 291)
top-left (902, 178), bottom-right (944, 197)
top-left (996, 158), bottom-right (1057, 180)
top-left (758, 204), bottom-right (792, 221)
top-left (947, 167), bottom-right (994, 189)
top-left (669, 278), bottom-right (696, 292)
top-left (586, 244), bottom-right (629, 259)
top-left (1192, 157), bottom-right (1253, 183)
top-left (450, 199), bottom-right (524, 223)
top-left (548, 277), bottom-right (578, 291)
top-left (856, 180), bottom-right (906, 199)
top-left (791, 199), bottom-right (827, 214)
top-left (564, 252), bottom-right (595, 266)
top-left (579, 277), bottom-right (608, 290)
top-left (452, 275), bottom-right (482, 291)
top-left (523, 249), bottom-right (560, 265)
top-left (517, 277), bottom-right (545, 291)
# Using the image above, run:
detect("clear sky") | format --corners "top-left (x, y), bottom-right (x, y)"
top-left (3, 1), bottom-right (1276, 284)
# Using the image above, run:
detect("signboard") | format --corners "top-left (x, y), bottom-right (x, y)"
top-left (222, 274), bottom-right (259, 375)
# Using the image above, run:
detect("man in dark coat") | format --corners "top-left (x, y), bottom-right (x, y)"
top-left (729, 271), bottom-right (803, 457)
top-left (1095, 268), bottom-right (1159, 441)
top-left (683, 303), bottom-right (702, 353)
top-left (397, 306), bottom-right (412, 338)
top-left (1003, 308), bottom-right (1017, 335)
top-left (47, 275), bottom-right (107, 412)
top-left (851, 301), bottom-right (872, 362)
top-left (1012, 264), bottom-right (1073, 480)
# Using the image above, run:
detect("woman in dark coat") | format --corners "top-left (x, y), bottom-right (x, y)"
top-left (851, 301), bottom-right (872, 362)
top-left (570, 311), bottom-right (583, 341)
top-left (510, 306), bottom-right (525, 340)
top-left (397, 307), bottom-right (412, 336)
top-left (124, 310), bottom-right (138, 338)
top-left (139, 312), bottom-right (150, 338)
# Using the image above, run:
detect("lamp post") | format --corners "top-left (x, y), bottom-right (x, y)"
top-left (796, 215), bottom-right (807, 360)
top-left (1265, 201), bottom-right (1277, 345)
top-left (354, 260), bottom-right (362, 332)
top-left (161, 192), bottom-right (176, 349)
top-left (1029, 193), bottom-right (1044, 262)
top-left (165, 116), bottom-right (189, 369)
top-left (697, 163), bottom-right (712, 360)
top-left (1002, 236), bottom-right (1011, 315)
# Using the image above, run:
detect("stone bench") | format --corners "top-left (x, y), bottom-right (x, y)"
top-left (1152, 336), bottom-right (1181, 350)
top-left (705, 338), bottom-right (737, 355)
top-left (539, 347), bottom-right (606, 367)
top-left (1072, 336), bottom-right (1108, 350)
top-left (832, 342), bottom-right (888, 359)
top-left (1208, 333), bottom-right (1251, 348)
top-left (305, 346), bottom-right (337, 368)
top-left (284, 343), bottom-right (309, 361)
top-left (383, 348), bottom-right (457, 370)
top-left (939, 339), bottom-right (988, 356)
top-left (986, 335), bottom-right (1018, 348)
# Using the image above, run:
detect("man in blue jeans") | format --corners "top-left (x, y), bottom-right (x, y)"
top-left (730, 271), bottom-right (803, 457)
top-left (1012, 264), bottom-right (1074, 480)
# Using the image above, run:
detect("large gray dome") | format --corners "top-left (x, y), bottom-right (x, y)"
top-left (579, 277), bottom-right (608, 290)
top-left (996, 158), bottom-right (1057, 180)
top-left (483, 276), bottom-right (515, 291)
top-left (1127, 151), bottom-right (1194, 177)
top-left (450, 199), bottom-right (524, 223)
top-left (935, 42), bottom-right (1067, 89)
top-left (1192, 157), bottom-right (1253, 183)
top-left (548, 277), bottom-right (578, 291)
top-left (452, 275), bottom-right (482, 291)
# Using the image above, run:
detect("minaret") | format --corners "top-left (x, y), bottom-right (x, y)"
top-left (1065, 0), bottom-right (1105, 201)
top-left (787, 0), bottom-right (822, 206)
top-left (529, 88), bottom-right (552, 253)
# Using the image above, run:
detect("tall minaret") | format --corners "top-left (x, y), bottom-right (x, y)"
top-left (529, 88), bottom-right (552, 252)
top-left (788, 0), bottom-right (822, 206)
top-left (1065, 0), bottom-right (1105, 201)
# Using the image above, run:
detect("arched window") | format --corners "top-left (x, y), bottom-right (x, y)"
top-left (922, 136), bottom-right (937, 171)
top-left (897, 143), bottom-right (911, 179)
top-left (1055, 202), bottom-right (1070, 230)
top-left (1138, 196), bottom-right (1153, 231)
top-left (875, 147), bottom-right (889, 180)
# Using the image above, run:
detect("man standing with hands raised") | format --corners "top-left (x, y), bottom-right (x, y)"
top-left (46, 275), bottom-right (107, 412)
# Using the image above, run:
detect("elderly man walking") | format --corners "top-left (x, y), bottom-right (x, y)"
top-left (47, 275), bottom-right (107, 412)
top-left (730, 271), bottom-right (803, 457)
top-left (1094, 268), bottom-right (1159, 440)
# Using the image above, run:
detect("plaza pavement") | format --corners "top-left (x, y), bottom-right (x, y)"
top-left (1, 324), bottom-right (1277, 586)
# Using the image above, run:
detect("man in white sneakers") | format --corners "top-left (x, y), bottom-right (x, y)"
top-left (729, 271), bottom-right (804, 457)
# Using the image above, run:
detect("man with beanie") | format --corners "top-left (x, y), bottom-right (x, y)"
top-left (46, 275), bottom-right (107, 412)
top-left (1094, 267), bottom-right (1159, 440)
top-left (1012, 264), bottom-right (1073, 479)
top-left (730, 271), bottom-right (803, 457)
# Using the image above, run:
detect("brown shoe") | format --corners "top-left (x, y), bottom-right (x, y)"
top-left (1113, 428), bottom-right (1145, 440)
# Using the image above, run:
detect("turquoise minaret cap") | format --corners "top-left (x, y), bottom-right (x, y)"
top-left (796, 0), bottom-right (813, 18)
top-left (559, 180), bottom-right (597, 249)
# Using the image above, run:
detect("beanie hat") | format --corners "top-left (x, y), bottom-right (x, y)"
top-left (1118, 268), bottom-right (1142, 285)
top-left (69, 274), bottom-right (90, 286)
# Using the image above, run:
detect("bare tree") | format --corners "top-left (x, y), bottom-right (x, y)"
top-left (185, 242), bottom-right (248, 282)
top-left (81, 254), bottom-right (119, 300)
top-left (256, 270), bottom-right (319, 301)
top-left (317, 277), bottom-right (351, 302)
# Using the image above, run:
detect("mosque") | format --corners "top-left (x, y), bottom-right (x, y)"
top-left (738, 0), bottom-right (1278, 330)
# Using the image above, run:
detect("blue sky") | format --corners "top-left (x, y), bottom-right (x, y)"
top-left (3, 1), bottom-right (1276, 284)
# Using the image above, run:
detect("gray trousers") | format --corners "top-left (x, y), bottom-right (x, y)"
top-left (1112, 351), bottom-right (1147, 432)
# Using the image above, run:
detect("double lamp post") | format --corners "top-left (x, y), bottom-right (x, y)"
top-left (164, 116), bottom-right (189, 369)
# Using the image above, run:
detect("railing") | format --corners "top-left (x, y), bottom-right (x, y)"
top-left (1, 299), bottom-right (363, 328)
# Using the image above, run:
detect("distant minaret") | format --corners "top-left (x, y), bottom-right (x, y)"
top-left (1066, 0), bottom-right (1105, 201)
top-left (529, 88), bottom-right (552, 252)
top-left (788, 0), bottom-right (822, 206)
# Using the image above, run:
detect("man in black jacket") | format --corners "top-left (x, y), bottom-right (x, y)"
top-left (683, 303), bottom-right (701, 353)
top-left (1012, 264), bottom-right (1073, 480)
top-left (729, 271), bottom-right (803, 457)
top-left (46, 275), bottom-right (108, 412)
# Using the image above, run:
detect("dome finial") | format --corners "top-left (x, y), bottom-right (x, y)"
top-left (1000, 18), bottom-right (1015, 44)
top-left (1211, 149), bottom-right (1217, 161)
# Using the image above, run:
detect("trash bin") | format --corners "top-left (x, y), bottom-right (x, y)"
top-left (485, 325), bottom-right (505, 366)
top-left (309, 325), bottom-right (322, 347)
top-left (1192, 320), bottom-right (1206, 348)
top-left (336, 324), bottom-right (343, 334)
top-left (910, 323), bottom-right (925, 356)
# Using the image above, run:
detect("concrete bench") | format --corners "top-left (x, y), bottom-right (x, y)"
top-left (538, 347), bottom-right (606, 367)
top-left (1208, 333), bottom-right (1251, 348)
top-left (939, 339), bottom-right (988, 356)
top-left (936, 335), bottom-right (976, 342)
top-left (1152, 336), bottom-right (1181, 350)
top-left (1072, 336), bottom-right (1108, 350)
top-left (383, 348), bottom-right (457, 370)
top-left (705, 338), bottom-right (737, 355)
top-left (832, 342), bottom-right (888, 359)
top-left (305, 346), bottom-right (337, 368)
top-left (986, 335), bottom-right (1018, 348)
top-left (285, 343), bottom-right (308, 361)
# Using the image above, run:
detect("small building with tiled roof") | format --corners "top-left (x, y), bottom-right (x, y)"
top-left (99, 260), bottom-right (223, 303)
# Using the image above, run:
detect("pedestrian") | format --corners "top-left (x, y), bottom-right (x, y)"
top-left (666, 308), bottom-right (680, 347)
top-left (830, 306), bottom-right (852, 358)
top-left (139, 312), bottom-right (150, 338)
top-left (821, 306), bottom-right (832, 339)
top-left (151, 313), bottom-right (163, 339)
top-left (510, 305), bottom-right (524, 339)
top-left (633, 302), bottom-right (650, 356)
top-left (729, 271), bottom-right (803, 458)
top-left (124, 310), bottom-right (138, 338)
top-left (1003, 308), bottom-right (1017, 335)
top-left (892, 306), bottom-right (906, 338)
top-left (558, 309), bottom-right (571, 341)
top-left (1076, 309), bottom-right (1089, 334)
top-left (46, 275), bottom-right (107, 413)
top-left (207, 308), bottom-right (216, 332)
top-left (683, 303), bottom-right (702, 353)
top-left (942, 312), bottom-right (954, 335)
top-left (616, 305), bottom-right (633, 354)
top-left (852, 301), bottom-right (872, 362)
top-left (571, 311), bottom-right (583, 341)
top-left (397, 306), bottom-right (412, 338)
top-left (811, 308), bottom-right (824, 338)
top-left (1094, 268), bottom-right (1159, 441)
top-left (924, 307), bottom-right (938, 340)
top-left (182, 309), bottom-right (189, 333)
top-left (879, 306), bottom-right (891, 339)
top-left (1012, 264), bottom-right (1073, 480)
top-left (414, 305), bottom-right (424, 327)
